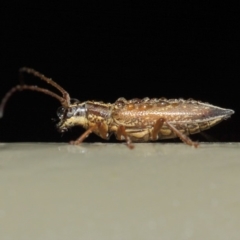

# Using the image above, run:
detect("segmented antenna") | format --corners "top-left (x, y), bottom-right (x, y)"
top-left (0, 67), bottom-right (71, 118)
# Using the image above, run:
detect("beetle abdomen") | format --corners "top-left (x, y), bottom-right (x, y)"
top-left (112, 98), bottom-right (234, 128)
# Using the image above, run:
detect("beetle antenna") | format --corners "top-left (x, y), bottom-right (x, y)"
top-left (0, 85), bottom-right (66, 118)
top-left (0, 68), bottom-right (72, 118)
top-left (19, 67), bottom-right (71, 106)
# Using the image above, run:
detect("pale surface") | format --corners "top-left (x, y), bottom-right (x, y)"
top-left (0, 143), bottom-right (240, 240)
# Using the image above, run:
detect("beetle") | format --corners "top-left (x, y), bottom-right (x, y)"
top-left (0, 67), bottom-right (234, 148)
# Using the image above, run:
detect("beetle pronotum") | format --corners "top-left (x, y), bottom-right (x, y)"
top-left (0, 67), bottom-right (234, 148)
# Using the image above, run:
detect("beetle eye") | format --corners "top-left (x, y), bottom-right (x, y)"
top-left (57, 107), bottom-right (65, 119)
top-left (67, 107), bottom-right (76, 118)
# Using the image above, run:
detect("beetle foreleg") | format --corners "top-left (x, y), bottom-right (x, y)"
top-left (116, 125), bottom-right (134, 149)
top-left (70, 124), bottom-right (98, 145)
top-left (70, 122), bottom-right (109, 145)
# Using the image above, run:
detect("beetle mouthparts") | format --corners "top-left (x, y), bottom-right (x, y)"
top-left (56, 121), bottom-right (68, 132)
top-left (58, 127), bottom-right (68, 133)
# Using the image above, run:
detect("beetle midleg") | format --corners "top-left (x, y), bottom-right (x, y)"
top-left (116, 125), bottom-right (134, 149)
top-left (96, 122), bottom-right (109, 140)
top-left (164, 120), bottom-right (199, 148)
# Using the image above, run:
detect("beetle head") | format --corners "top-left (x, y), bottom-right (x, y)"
top-left (56, 101), bottom-right (87, 132)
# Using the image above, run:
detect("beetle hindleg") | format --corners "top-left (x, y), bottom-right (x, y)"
top-left (151, 118), bottom-right (165, 140)
top-left (116, 125), bottom-right (134, 149)
top-left (152, 118), bottom-right (199, 148)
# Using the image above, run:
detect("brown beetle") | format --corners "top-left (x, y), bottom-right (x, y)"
top-left (0, 67), bottom-right (234, 148)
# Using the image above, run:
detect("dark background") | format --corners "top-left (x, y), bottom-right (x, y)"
top-left (0, 2), bottom-right (239, 143)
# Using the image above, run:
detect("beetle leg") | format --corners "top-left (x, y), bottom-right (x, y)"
top-left (151, 118), bottom-right (165, 140)
top-left (97, 122), bottom-right (109, 140)
top-left (70, 122), bottom-right (109, 145)
top-left (162, 119), bottom-right (199, 148)
top-left (70, 124), bottom-right (98, 145)
top-left (116, 125), bottom-right (134, 149)
top-left (151, 118), bottom-right (198, 147)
